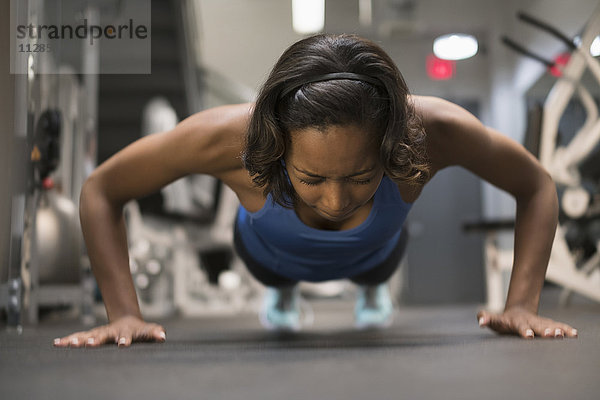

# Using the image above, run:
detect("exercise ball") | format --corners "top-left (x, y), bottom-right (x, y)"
top-left (35, 190), bottom-right (82, 284)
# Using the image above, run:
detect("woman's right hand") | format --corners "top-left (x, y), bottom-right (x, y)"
top-left (52, 315), bottom-right (166, 348)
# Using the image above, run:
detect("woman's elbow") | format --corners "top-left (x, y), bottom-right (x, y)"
top-left (79, 173), bottom-right (120, 220)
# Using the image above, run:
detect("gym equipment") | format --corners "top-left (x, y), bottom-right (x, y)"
top-left (140, 97), bottom-right (218, 220)
top-left (35, 180), bottom-right (81, 284)
top-left (465, 6), bottom-right (600, 310)
top-left (25, 109), bottom-right (81, 285)
top-left (2, 0), bottom-right (99, 329)
top-left (22, 73), bottom-right (97, 326)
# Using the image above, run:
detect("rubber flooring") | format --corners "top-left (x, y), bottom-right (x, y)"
top-left (1, 288), bottom-right (599, 400)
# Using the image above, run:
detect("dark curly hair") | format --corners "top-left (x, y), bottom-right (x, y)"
top-left (242, 33), bottom-right (430, 208)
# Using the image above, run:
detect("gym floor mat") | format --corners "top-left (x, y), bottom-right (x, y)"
top-left (1, 288), bottom-right (599, 400)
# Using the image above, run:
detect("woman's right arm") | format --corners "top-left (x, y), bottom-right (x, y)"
top-left (54, 103), bottom-right (252, 347)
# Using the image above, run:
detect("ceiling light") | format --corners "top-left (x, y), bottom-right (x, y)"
top-left (591, 36), bottom-right (600, 57)
top-left (359, 0), bottom-right (372, 27)
top-left (433, 34), bottom-right (478, 60)
top-left (292, 0), bottom-right (325, 35)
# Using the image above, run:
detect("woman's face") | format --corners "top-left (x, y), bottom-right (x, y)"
top-left (285, 124), bottom-right (384, 222)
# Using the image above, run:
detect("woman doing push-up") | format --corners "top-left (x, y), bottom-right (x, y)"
top-left (54, 34), bottom-right (577, 348)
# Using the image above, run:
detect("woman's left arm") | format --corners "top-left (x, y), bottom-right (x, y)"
top-left (424, 97), bottom-right (578, 339)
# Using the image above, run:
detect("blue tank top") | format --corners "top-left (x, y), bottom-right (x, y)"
top-left (235, 175), bottom-right (413, 282)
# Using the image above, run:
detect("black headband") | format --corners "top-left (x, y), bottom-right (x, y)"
top-left (279, 72), bottom-right (384, 99)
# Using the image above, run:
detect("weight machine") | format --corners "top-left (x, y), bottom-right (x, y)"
top-left (465, 6), bottom-right (600, 310)
top-left (2, 1), bottom-right (100, 331)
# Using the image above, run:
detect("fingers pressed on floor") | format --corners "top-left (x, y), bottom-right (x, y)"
top-left (561, 324), bottom-right (578, 338)
top-left (555, 328), bottom-right (565, 338)
top-left (540, 326), bottom-right (563, 338)
top-left (477, 313), bottom-right (489, 327)
top-left (567, 328), bottom-right (578, 338)
top-left (521, 327), bottom-right (535, 339)
top-left (488, 316), bottom-right (511, 333)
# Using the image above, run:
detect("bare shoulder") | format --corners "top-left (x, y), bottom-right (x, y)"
top-left (411, 94), bottom-right (457, 125)
top-left (88, 103), bottom-right (254, 205)
top-left (410, 95), bottom-right (483, 170)
top-left (173, 102), bottom-right (253, 177)
top-left (410, 95), bottom-right (545, 199)
top-left (394, 95), bottom-right (481, 202)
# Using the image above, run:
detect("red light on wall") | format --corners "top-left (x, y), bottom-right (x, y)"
top-left (549, 52), bottom-right (571, 77)
top-left (426, 54), bottom-right (455, 80)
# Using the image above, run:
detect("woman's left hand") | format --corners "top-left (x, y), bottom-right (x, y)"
top-left (477, 307), bottom-right (578, 339)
